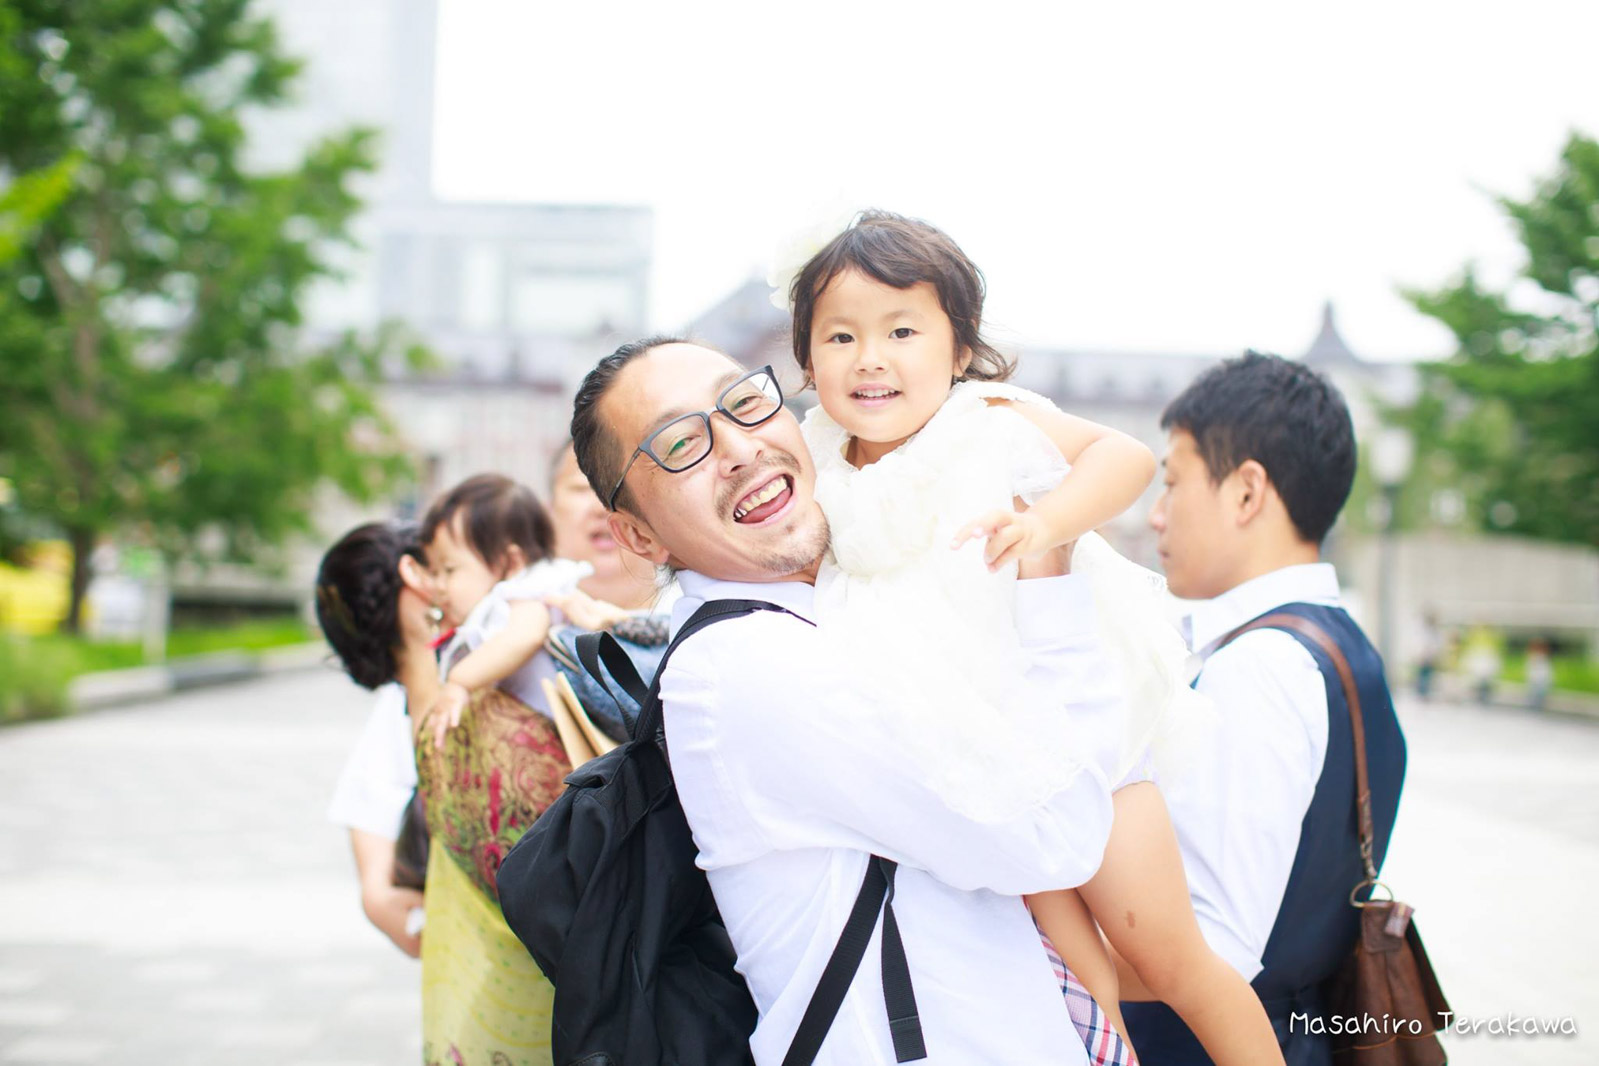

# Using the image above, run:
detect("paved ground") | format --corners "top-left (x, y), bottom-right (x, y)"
top-left (0, 668), bottom-right (420, 1065)
top-left (1, 670), bottom-right (1594, 1064)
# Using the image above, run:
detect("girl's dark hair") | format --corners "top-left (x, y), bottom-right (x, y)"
top-left (419, 473), bottom-right (555, 572)
top-left (315, 522), bottom-right (423, 690)
top-left (789, 209), bottom-right (1014, 386)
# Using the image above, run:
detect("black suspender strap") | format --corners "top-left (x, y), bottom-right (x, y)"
top-left (878, 860), bottom-right (927, 1061)
top-left (783, 856), bottom-right (926, 1065)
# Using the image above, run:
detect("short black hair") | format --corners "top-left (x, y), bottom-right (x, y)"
top-left (420, 473), bottom-right (554, 571)
top-left (570, 335), bottom-right (692, 514)
top-left (1161, 351), bottom-right (1356, 544)
top-left (315, 522), bottom-right (424, 689)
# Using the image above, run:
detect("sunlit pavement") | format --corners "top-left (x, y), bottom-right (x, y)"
top-left (0, 668), bottom-right (420, 1065)
top-left (1, 672), bottom-right (1594, 1064)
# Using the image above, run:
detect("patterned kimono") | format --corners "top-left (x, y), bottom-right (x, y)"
top-left (417, 687), bottom-right (570, 1066)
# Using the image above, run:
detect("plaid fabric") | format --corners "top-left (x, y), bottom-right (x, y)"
top-left (1039, 929), bottom-right (1140, 1066)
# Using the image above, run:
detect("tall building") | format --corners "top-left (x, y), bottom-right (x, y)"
top-left (250, 0), bottom-right (652, 502)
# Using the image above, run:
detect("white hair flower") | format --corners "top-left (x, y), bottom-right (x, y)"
top-left (766, 206), bottom-right (862, 312)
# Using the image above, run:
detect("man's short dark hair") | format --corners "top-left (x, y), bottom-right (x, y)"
top-left (1160, 351), bottom-right (1356, 544)
top-left (570, 335), bottom-right (692, 515)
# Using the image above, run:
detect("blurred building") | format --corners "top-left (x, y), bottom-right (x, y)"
top-left (691, 282), bottom-right (1413, 568)
top-left (140, 0), bottom-right (653, 622)
top-left (250, 0), bottom-right (651, 504)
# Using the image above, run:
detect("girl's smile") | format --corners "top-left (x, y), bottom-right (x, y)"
top-left (808, 269), bottom-right (971, 468)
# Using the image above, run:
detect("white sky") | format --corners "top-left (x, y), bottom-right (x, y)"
top-left (431, 0), bottom-right (1599, 361)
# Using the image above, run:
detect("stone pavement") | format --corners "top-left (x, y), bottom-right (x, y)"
top-left (1, 671), bottom-right (1595, 1064)
top-left (1378, 696), bottom-right (1597, 1065)
top-left (0, 668), bottom-right (420, 1065)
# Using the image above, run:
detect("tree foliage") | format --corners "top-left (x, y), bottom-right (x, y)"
top-left (1401, 132), bottom-right (1599, 547)
top-left (0, 0), bottom-right (423, 630)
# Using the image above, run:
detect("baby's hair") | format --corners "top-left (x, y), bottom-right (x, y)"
top-left (420, 473), bottom-right (555, 574)
top-left (315, 521), bottom-right (424, 690)
top-left (789, 209), bottom-right (1014, 386)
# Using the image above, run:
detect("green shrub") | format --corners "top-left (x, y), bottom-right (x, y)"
top-left (0, 619), bottom-right (317, 725)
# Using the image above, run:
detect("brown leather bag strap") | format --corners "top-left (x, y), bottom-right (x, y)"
top-left (1217, 612), bottom-right (1379, 882)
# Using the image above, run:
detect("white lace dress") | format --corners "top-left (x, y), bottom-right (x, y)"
top-left (438, 558), bottom-right (593, 717)
top-left (802, 380), bottom-right (1191, 823)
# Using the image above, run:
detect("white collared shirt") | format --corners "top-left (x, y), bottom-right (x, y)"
top-left (1164, 562), bottom-right (1341, 980)
top-left (662, 571), bottom-right (1120, 1066)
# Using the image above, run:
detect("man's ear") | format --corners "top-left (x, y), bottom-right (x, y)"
top-left (397, 553), bottom-right (432, 596)
top-left (608, 510), bottom-right (669, 566)
top-left (1233, 459), bottom-right (1270, 526)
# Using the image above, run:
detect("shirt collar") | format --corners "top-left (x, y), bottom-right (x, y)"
top-left (670, 570), bottom-right (817, 637)
top-left (1184, 562), bottom-right (1342, 657)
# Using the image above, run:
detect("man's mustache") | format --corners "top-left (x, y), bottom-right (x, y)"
top-left (716, 452), bottom-right (804, 519)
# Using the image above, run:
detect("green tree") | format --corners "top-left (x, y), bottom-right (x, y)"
top-left (1401, 132), bottom-right (1599, 547)
top-left (0, 0), bottom-right (423, 631)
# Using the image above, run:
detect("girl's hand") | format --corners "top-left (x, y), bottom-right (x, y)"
top-left (542, 590), bottom-right (629, 632)
top-left (425, 680), bottom-right (471, 751)
top-left (951, 509), bottom-right (1050, 571)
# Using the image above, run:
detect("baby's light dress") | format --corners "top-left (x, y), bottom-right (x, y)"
top-left (438, 558), bottom-right (593, 716)
top-left (802, 380), bottom-right (1190, 823)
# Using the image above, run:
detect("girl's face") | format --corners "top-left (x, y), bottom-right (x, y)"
top-left (808, 269), bottom-right (971, 468)
top-left (425, 514), bottom-right (505, 628)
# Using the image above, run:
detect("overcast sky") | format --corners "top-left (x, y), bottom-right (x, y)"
top-left (430, 0), bottom-right (1599, 361)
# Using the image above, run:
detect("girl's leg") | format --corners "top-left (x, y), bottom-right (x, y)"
top-left (1027, 888), bottom-right (1128, 1040)
top-left (1078, 782), bottom-right (1284, 1066)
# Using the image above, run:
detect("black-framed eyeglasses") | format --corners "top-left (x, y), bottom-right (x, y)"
top-left (606, 365), bottom-right (785, 511)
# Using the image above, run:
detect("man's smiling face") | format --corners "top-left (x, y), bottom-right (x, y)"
top-left (602, 343), bottom-right (829, 584)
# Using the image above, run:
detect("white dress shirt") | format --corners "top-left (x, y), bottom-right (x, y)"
top-left (326, 683), bottom-right (417, 839)
top-left (1163, 563), bottom-right (1341, 980)
top-left (662, 570), bottom-right (1121, 1066)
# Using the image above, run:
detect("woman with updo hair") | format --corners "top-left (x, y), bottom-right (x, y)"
top-left (317, 521), bottom-right (563, 1066)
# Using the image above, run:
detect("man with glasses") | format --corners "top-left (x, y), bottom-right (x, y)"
top-left (567, 336), bottom-right (1125, 1064)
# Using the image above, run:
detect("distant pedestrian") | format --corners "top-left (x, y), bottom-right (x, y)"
top-left (1415, 611), bottom-right (1442, 701)
top-left (1462, 628), bottom-right (1500, 706)
top-left (1526, 639), bottom-right (1554, 712)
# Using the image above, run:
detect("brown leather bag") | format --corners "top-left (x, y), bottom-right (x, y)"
top-left (1227, 613), bottom-right (1451, 1066)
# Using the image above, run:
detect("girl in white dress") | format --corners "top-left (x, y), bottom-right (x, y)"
top-left (785, 211), bottom-right (1282, 1066)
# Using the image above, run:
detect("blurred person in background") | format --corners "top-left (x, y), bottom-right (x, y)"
top-left (1414, 610), bottom-right (1442, 701)
top-left (1525, 639), bottom-right (1554, 712)
top-left (1137, 352), bottom-right (1408, 1065)
top-left (318, 516), bottom-right (568, 1066)
top-left (324, 444), bottom-right (674, 956)
top-left (1462, 627), bottom-right (1501, 706)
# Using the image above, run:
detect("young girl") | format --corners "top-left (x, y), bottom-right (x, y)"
top-left (786, 211), bottom-right (1282, 1066)
top-left (421, 473), bottom-right (594, 748)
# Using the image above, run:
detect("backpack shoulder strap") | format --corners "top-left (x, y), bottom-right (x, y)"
top-left (633, 598), bottom-right (811, 742)
top-left (574, 630), bottom-right (650, 732)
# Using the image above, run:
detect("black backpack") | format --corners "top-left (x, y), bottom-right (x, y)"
top-left (496, 599), bottom-right (927, 1066)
